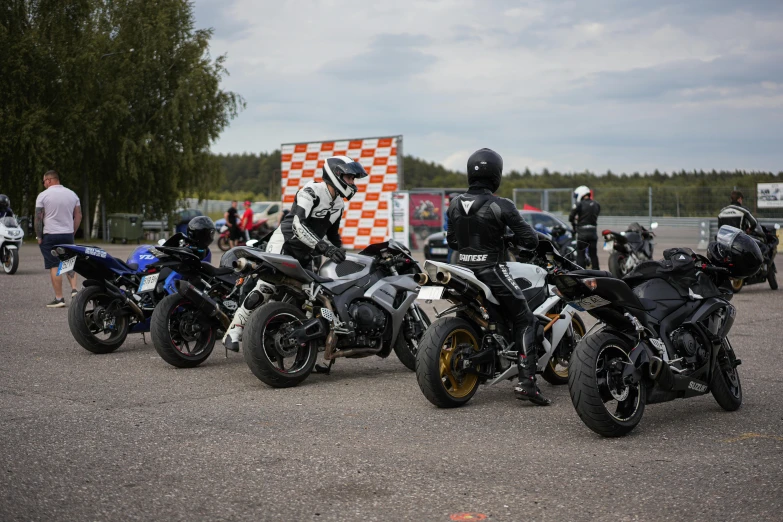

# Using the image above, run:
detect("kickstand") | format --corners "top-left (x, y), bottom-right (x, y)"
top-left (142, 332), bottom-right (147, 345)
top-left (314, 359), bottom-right (334, 375)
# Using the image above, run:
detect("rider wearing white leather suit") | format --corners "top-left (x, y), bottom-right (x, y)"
top-left (222, 156), bottom-right (368, 352)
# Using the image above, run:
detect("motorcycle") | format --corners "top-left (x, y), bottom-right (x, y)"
top-left (551, 235), bottom-right (745, 437)
top-left (602, 222), bottom-right (658, 278)
top-left (414, 235), bottom-right (586, 408)
top-left (217, 219), bottom-right (273, 252)
top-left (54, 234), bottom-right (209, 354)
top-left (201, 239), bottom-right (432, 388)
top-left (0, 216), bottom-right (24, 274)
top-left (717, 205), bottom-right (779, 292)
top-left (146, 244), bottom-right (242, 368)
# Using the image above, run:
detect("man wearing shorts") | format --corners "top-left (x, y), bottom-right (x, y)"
top-left (35, 170), bottom-right (82, 308)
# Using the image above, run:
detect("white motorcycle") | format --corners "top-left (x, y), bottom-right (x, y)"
top-left (415, 236), bottom-right (585, 407)
top-left (0, 216), bottom-right (23, 274)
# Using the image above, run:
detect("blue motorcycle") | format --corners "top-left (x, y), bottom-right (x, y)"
top-left (53, 234), bottom-right (210, 354)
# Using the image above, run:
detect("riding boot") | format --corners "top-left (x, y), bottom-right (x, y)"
top-left (514, 354), bottom-right (551, 406)
top-left (222, 306), bottom-right (249, 352)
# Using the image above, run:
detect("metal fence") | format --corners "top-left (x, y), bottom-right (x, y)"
top-left (513, 186), bottom-right (783, 220)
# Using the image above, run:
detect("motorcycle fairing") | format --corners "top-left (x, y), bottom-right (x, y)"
top-left (55, 244), bottom-right (141, 278)
top-left (364, 274), bottom-right (420, 348)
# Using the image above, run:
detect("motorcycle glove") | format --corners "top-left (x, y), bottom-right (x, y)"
top-left (316, 240), bottom-right (346, 264)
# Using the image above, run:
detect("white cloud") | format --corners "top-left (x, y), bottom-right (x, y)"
top-left (196, 0), bottom-right (783, 173)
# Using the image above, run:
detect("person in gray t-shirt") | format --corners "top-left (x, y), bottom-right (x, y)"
top-left (35, 170), bottom-right (82, 308)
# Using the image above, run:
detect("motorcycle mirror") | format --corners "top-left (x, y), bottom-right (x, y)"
top-left (650, 222), bottom-right (659, 229)
top-left (775, 223), bottom-right (781, 230)
top-left (157, 239), bottom-right (166, 246)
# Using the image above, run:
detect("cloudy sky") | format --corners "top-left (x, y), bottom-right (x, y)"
top-left (194, 0), bottom-right (783, 175)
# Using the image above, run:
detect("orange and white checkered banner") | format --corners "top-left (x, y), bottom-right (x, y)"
top-left (281, 136), bottom-right (402, 250)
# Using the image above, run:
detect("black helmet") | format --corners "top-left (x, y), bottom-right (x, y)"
top-left (467, 148), bottom-right (503, 192)
top-left (0, 194), bottom-right (9, 211)
top-left (186, 216), bottom-right (216, 249)
top-left (322, 156), bottom-right (368, 200)
top-left (707, 225), bottom-right (763, 278)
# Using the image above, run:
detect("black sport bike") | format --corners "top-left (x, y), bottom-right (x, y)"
top-left (552, 246), bottom-right (743, 437)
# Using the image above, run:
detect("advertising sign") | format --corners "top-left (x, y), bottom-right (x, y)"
top-left (391, 192), bottom-right (410, 248)
top-left (757, 183), bottom-right (783, 208)
top-left (281, 136), bottom-right (402, 249)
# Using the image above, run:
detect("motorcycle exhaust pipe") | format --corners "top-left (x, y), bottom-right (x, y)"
top-left (649, 356), bottom-right (675, 391)
top-left (413, 272), bottom-right (429, 285)
top-left (436, 270), bottom-right (479, 300)
top-left (102, 281), bottom-right (145, 321)
top-left (233, 258), bottom-right (258, 273)
top-left (175, 280), bottom-right (230, 330)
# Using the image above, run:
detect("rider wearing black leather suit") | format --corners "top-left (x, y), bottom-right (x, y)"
top-left (569, 186), bottom-right (601, 270)
top-left (446, 148), bottom-right (551, 405)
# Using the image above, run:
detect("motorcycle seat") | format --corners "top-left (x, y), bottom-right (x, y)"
top-left (638, 298), bottom-right (657, 311)
top-left (569, 269), bottom-right (614, 279)
top-left (200, 263), bottom-right (234, 277)
top-left (305, 269), bottom-right (333, 283)
top-left (126, 262), bottom-right (139, 271)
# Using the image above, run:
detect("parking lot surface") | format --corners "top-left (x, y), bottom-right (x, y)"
top-left (1, 232), bottom-right (782, 521)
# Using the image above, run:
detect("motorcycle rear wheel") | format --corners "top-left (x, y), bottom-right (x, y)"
top-left (710, 338), bottom-right (742, 411)
top-left (243, 302), bottom-right (318, 388)
top-left (730, 278), bottom-right (744, 293)
top-left (392, 306), bottom-right (431, 371)
top-left (542, 314), bottom-right (585, 386)
top-left (568, 331), bottom-right (646, 437)
top-left (68, 286), bottom-right (129, 354)
top-left (416, 316), bottom-right (481, 408)
top-left (151, 293), bottom-right (217, 368)
top-left (217, 236), bottom-right (231, 252)
top-left (1, 246), bottom-right (18, 274)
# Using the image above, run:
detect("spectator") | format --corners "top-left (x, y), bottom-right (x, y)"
top-left (35, 170), bottom-right (82, 308)
top-left (240, 200), bottom-right (254, 241)
top-left (224, 200), bottom-right (241, 247)
top-left (0, 194), bottom-right (13, 218)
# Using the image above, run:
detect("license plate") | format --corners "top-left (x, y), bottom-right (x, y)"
top-left (417, 286), bottom-right (445, 300)
top-left (430, 248), bottom-right (448, 255)
top-left (137, 273), bottom-right (160, 293)
top-left (57, 257), bottom-right (76, 275)
top-left (570, 295), bottom-right (611, 311)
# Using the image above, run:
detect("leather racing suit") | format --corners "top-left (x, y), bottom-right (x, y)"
top-left (569, 198), bottom-right (601, 269)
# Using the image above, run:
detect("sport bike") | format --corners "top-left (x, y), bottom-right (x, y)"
top-left (602, 222), bottom-right (658, 278)
top-left (717, 205), bottom-right (779, 292)
top-left (552, 238), bottom-right (746, 437)
top-left (0, 216), bottom-right (24, 274)
top-left (415, 236), bottom-right (585, 408)
top-left (230, 239), bottom-right (431, 387)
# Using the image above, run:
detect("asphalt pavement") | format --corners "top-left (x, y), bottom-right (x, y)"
top-left (1, 233), bottom-right (782, 521)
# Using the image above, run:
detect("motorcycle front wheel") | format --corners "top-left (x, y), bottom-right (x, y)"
top-left (710, 338), bottom-right (742, 411)
top-left (416, 316), bottom-right (482, 408)
top-left (392, 305), bottom-right (432, 371)
top-left (150, 293), bottom-right (217, 368)
top-left (217, 236), bottom-right (231, 252)
top-left (68, 286), bottom-right (130, 354)
top-left (1, 246), bottom-right (19, 274)
top-left (608, 252), bottom-right (627, 278)
top-left (243, 302), bottom-right (318, 388)
top-left (568, 331), bottom-right (646, 437)
top-left (768, 262), bottom-right (777, 290)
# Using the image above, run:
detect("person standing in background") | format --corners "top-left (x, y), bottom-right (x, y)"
top-left (224, 200), bottom-right (241, 247)
top-left (240, 199), bottom-right (254, 241)
top-left (569, 185), bottom-right (601, 270)
top-left (35, 171), bottom-right (82, 308)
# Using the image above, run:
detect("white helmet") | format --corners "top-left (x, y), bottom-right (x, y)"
top-left (573, 185), bottom-right (591, 202)
top-left (322, 156), bottom-right (368, 200)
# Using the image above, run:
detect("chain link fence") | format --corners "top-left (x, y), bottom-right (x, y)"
top-left (514, 186), bottom-right (783, 219)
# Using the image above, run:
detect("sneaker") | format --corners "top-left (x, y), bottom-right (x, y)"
top-left (46, 298), bottom-right (66, 308)
top-left (71, 289), bottom-right (78, 298)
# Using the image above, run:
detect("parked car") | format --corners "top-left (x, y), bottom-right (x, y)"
top-left (423, 210), bottom-right (572, 262)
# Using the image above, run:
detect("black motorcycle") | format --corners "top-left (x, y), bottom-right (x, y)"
top-left (551, 226), bottom-right (757, 437)
top-left (602, 222), bottom-right (658, 278)
top-left (717, 205), bottom-right (779, 292)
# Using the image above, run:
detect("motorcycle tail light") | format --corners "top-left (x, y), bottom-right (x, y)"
top-left (50, 249), bottom-right (58, 257)
top-left (582, 278), bottom-right (598, 291)
top-left (56, 247), bottom-right (66, 255)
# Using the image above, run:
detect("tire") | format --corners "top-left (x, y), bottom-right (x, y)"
top-left (150, 293), bottom-right (217, 368)
top-left (568, 331), bottom-right (646, 437)
top-left (2, 246), bottom-right (19, 274)
top-left (710, 338), bottom-right (742, 411)
top-left (542, 314), bottom-right (585, 386)
top-left (730, 278), bottom-right (744, 293)
top-left (768, 262), bottom-right (778, 290)
top-left (392, 305), bottom-right (432, 371)
top-left (68, 285), bottom-right (130, 354)
top-left (217, 236), bottom-right (230, 252)
top-left (243, 302), bottom-right (318, 388)
top-left (608, 252), bottom-right (626, 278)
top-left (415, 316), bottom-right (482, 408)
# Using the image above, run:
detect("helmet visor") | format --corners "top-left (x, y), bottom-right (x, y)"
top-left (716, 225), bottom-right (741, 251)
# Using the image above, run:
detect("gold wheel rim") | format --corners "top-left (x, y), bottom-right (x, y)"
top-left (439, 329), bottom-right (479, 398)
top-left (730, 278), bottom-right (743, 291)
top-left (549, 316), bottom-right (585, 378)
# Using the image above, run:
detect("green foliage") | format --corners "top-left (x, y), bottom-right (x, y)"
top-left (0, 0), bottom-right (242, 226)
